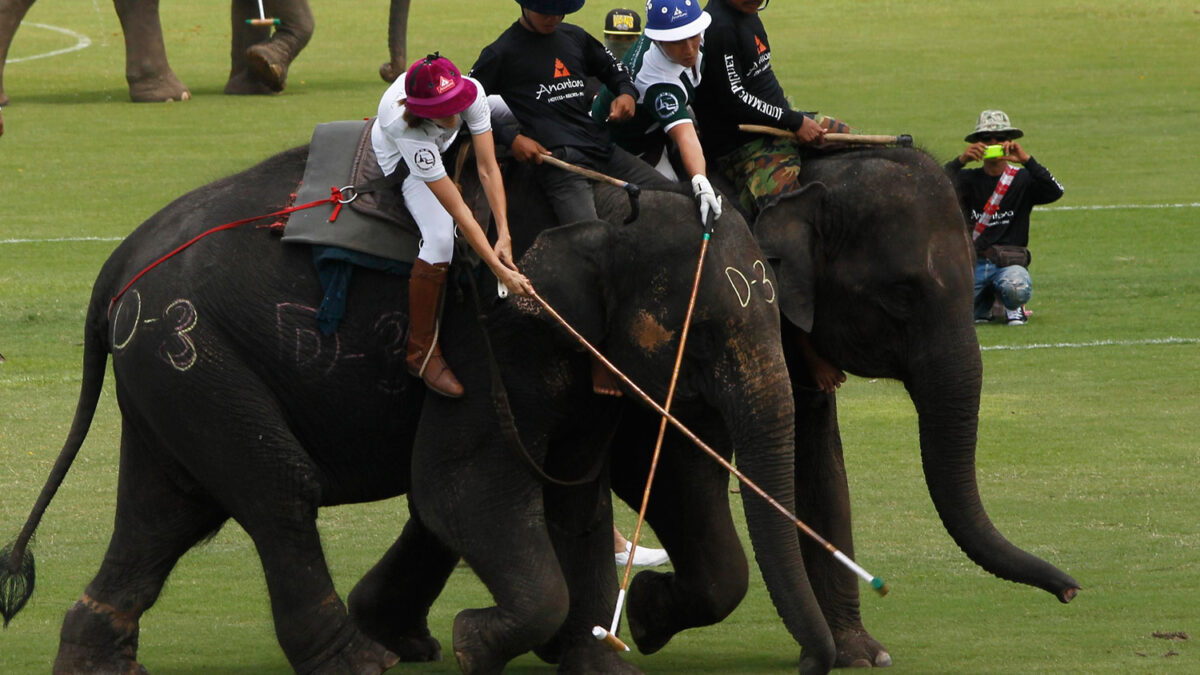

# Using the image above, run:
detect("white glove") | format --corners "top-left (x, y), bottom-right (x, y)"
top-left (691, 174), bottom-right (722, 225)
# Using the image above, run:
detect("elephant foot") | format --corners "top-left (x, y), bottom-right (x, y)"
top-left (452, 609), bottom-right (509, 675)
top-left (380, 62), bottom-right (402, 83)
top-left (55, 596), bottom-right (147, 674)
top-left (0, 91), bottom-right (9, 107)
top-left (625, 571), bottom-right (678, 655)
top-left (246, 42), bottom-right (291, 92)
top-left (127, 72), bottom-right (191, 102)
top-left (304, 631), bottom-right (400, 675)
top-left (54, 642), bottom-right (149, 675)
top-left (556, 640), bottom-right (642, 674)
top-left (224, 68), bottom-right (279, 96)
top-left (833, 627), bottom-right (891, 668)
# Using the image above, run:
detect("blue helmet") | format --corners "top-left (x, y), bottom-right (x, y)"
top-left (516, 0), bottom-right (585, 14)
top-left (643, 0), bottom-right (711, 41)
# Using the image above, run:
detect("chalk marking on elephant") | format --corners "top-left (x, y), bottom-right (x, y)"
top-left (724, 259), bottom-right (776, 308)
top-left (6, 23), bottom-right (91, 64)
top-left (529, 287), bottom-right (891, 601)
top-left (157, 299), bottom-right (199, 372)
top-left (111, 291), bottom-right (142, 351)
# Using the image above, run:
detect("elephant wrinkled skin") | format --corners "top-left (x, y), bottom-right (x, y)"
top-left (0, 144), bottom-right (809, 674)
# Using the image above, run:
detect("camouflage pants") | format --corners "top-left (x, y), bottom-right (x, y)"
top-left (716, 114), bottom-right (851, 215)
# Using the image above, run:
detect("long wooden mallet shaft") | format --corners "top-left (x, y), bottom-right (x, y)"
top-left (539, 154), bottom-right (641, 223)
top-left (527, 291), bottom-right (889, 594)
top-left (737, 123), bottom-right (912, 147)
top-left (599, 217), bottom-right (714, 650)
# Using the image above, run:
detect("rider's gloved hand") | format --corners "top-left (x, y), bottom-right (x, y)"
top-left (691, 174), bottom-right (722, 225)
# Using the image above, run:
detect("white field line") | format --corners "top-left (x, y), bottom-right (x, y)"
top-left (1040, 202), bottom-right (1200, 212)
top-left (7, 23), bottom-right (92, 64)
top-left (981, 337), bottom-right (1198, 352)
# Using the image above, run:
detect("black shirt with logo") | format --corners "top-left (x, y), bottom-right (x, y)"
top-left (943, 157), bottom-right (1065, 251)
top-left (693, 0), bottom-right (810, 160)
top-left (471, 21), bottom-right (637, 158)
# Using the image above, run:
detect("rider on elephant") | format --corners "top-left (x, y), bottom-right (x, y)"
top-left (468, 0), bottom-right (670, 227)
top-left (591, 0), bottom-right (723, 224)
top-left (692, 0), bottom-right (853, 216)
top-left (372, 53), bottom-right (533, 398)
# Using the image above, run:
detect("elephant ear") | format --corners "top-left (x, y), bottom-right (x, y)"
top-left (753, 184), bottom-right (826, 332)
top-left (518, 220), bottom-right (614, 347)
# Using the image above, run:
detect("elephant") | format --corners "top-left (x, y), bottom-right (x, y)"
top-left (369, 145), bottom-right (1082, 672)
top-left (615, 146), bottom-right (1081, 668)
top-left (0, 141), bottom-right (820, 673)
top-left (0, 0), bottom-right (411, 104)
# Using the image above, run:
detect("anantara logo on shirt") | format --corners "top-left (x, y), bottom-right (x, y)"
top-left (553, 58), bottom-right (572, 78)
top-left (435, 75), bottom-right (456, 94)
top-left (754, 35), bottom-right (767, 55)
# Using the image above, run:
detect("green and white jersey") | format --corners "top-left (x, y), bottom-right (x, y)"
top-left (591, 34), bottom-right (703, 157)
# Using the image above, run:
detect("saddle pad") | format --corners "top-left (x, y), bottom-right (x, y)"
top-left (281, 120), bottom-right (420, 264)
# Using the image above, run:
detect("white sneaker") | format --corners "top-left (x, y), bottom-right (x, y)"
top-left (615, 541), bottom-right (670, 567)
top-left (1005, 306), bottom-right (1027, 325)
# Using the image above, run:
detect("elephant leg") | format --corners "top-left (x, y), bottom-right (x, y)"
top-left (611, 412), bottom-right (750, 655)
top-left (112, 0), bottom-right (189, 101)
top-left (535, 468), bottom-right (640, 674)
top-left (380, 0), bottom-right (410, 82)
top-left (411, 410), bottom-right (571, 674)
top-left (0, 0), bottom-right (38, 106)
top-left (788, 354), bottom-right (891, 668)
top-left (225, 0), bottom-right (275, 95)
top-left (244, 0), bottom-right (314, 92)
top-left (55, 422), bottom-right (226, 674)
top-left (348, 503), bottom-right (458, 663)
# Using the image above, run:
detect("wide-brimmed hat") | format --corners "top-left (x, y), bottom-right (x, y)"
top-left (404, 53), bottom-right (477, 119)
top-left (604, 8), bottom-right (642, 35)
top-left (516, 0), bottom-right (585, 15)
top-left (644, 0), bottom-right (711, 41)
top-left (965, 110), bottom-right (1024, 143)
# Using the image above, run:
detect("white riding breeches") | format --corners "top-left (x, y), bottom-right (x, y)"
top-left (403, 174), bottom-right (455, 264)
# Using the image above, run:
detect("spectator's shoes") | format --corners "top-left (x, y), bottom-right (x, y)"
top-left (1006, 306), bottom-right (1028, 326)
top-left (616, 541), bottom-right (670, 567)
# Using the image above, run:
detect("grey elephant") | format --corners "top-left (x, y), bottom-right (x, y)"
top-left (0, 141), bottom-right (822, 673)
top-left (0, 0), bottom-right (411, 104)
top-left (617, 146), bottom-right (1080, 668)
top-left (368, 146), bottom-right (1081, 673)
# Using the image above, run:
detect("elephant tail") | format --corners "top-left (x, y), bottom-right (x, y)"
top-left (1, 298), bottom-right (110, 627)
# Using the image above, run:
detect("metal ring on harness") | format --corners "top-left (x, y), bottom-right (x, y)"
top-left (336, 185), bottom-right (360, 204)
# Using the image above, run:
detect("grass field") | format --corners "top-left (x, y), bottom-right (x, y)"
top-left (1, 1), bottom-right (1198, 673)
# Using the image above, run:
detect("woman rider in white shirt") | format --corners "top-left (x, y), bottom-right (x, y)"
top-left (373, 53), bottom-right (534, 398)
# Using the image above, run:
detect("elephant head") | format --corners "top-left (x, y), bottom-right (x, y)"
top-left (755, 147), bottom-right (1079, 603)
top-left (509, 189), bottom-right (838, 666)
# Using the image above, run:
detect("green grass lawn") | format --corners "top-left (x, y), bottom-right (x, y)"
top-left (2, 1), bottom-right (1198, 673)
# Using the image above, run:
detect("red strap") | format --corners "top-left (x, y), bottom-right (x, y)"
top-left (107, 193), bottom-right (340, 315)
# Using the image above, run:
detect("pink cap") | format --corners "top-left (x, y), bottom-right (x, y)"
top-left (404, 53), bottom-right (477, 119)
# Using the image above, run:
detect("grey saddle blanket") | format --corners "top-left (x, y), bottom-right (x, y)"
top-left (281, 118), bottom-right (421, 263)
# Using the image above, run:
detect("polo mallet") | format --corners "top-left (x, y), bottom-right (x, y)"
top-left (593, 210), bottom-right (717, 652)
top-left (738, 123), bottom-right (913, 147)
top-left (246, 0), bottom-right (280, 27)
top-left (539, 154), bottom-right (641, 224)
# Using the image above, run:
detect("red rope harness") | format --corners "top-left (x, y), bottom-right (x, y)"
top-left (107, 188), bottom-right (343, 316)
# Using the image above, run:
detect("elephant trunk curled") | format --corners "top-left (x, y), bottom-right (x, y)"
top-left (906, 334), bottom-right (1080, 603)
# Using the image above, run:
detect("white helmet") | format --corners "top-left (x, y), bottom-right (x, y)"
top-left (643, 0), bottom-right (711, 41)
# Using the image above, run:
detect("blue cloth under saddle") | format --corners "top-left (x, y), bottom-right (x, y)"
top-left (313, 245), bottom-right (412, 335)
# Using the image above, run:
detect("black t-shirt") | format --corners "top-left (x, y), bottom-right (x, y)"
top-left (693, 0), bottom-right (810, 160)
top-left (944, 157), bottom-right (1065, 251)
top-left (471, 21), bottom-right (637, 158)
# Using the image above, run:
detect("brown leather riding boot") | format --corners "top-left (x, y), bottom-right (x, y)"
top-left (407, 260), bottom-right (464, 398)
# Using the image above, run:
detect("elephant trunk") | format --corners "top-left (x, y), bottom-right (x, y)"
top-left (906, 332), bottom-right (1080, 603)
top-left (719, 343), bottom-right (837, 672)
